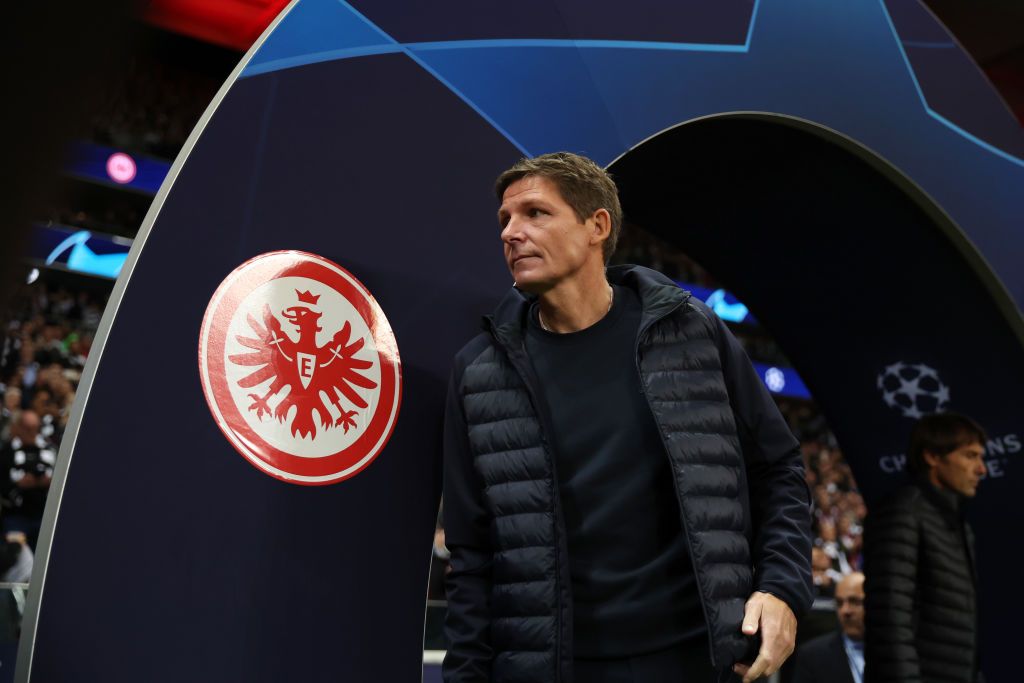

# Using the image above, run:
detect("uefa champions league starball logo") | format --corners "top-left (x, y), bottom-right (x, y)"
top-left (876, 362), bottom-right (950, 419)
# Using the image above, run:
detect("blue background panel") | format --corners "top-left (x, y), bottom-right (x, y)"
top-left (884, 0), bottom-right (1024, 158)
top-left (244, 0), bottom-right (392, 74)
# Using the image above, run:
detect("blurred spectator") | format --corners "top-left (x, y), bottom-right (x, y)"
top-left (610, 226), bottom-right (715, 285)
top-left (0, 530), bottom-right (33, 583)
top-left (811, 547), bottom-right (838, 599)
top-left (424, 522), bottom-right (452, 651)
top-left (0, 387), bottom-right (21, 441)
top-left (792, 572), bottom-right (865, 683)
top-left (84, 51), bottom-right (221, 160)
top-left (801, 439), bottom-right (864, 577)
top-left (0, 410), bottom-right (56, 551)
top-left (816, 518), bottom-right (852, 576)
top-left (836, 512), bottom-right (863, 571)
top-left (0, 280), bottom-right (102, 554)
top-left (428, 525), bottom-right (451, 601)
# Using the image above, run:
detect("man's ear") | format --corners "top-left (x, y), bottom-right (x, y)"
top-left (589, 208), bottom-right (611, 246)
top-left (922, 450), bottom-right (941, 469)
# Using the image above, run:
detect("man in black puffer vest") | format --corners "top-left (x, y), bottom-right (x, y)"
top-left (442, 153), bottom-right (813, 683)
top-left (864, 413), bottom-right (987, 683)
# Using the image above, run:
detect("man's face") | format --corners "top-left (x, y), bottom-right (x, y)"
top-left (928, 440), bottom-right (986, 497)
top-left (835, 574), bottom-right (865, 640)
top-left (497, 175), bottom-right (599, 294)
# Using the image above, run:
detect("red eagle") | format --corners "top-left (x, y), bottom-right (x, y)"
top-left (228, 289), bottom-right (377, 439)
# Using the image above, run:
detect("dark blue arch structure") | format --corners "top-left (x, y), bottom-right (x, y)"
top-left (19, 0), bottom-right (1023, 680)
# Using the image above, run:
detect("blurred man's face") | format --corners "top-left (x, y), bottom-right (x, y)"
top-left (31, 390), bottom-right (51, 415)
top-left (835, 573), bottom-right (865, 641)
top-left (927, 440), bottom-right (986, 497)
top-left (3, 389), bottom-right (20, 411)
top-left (13, 411), bottom-right (41, 441)
top-left (812, 547), bottom-right (832, 587)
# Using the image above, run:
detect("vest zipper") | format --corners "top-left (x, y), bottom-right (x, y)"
top-left (489, 322), bottom-right (568, 683)
top-left (634, 298), bottom-right (720, 671)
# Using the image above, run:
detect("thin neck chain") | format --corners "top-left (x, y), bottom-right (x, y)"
top-left (538, 285), bottom-right (613, 333)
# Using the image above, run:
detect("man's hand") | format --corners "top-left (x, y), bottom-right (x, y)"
top-left (732, 591), bottom-right (796, 683)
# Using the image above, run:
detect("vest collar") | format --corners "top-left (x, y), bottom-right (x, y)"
top-left (915, 476), bottom-right (967, 521)
top-left (483, 264), bottom-right (691, 340)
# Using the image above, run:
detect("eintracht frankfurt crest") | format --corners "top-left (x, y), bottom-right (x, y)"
top-left (199, 251), bottom-right (402, 484)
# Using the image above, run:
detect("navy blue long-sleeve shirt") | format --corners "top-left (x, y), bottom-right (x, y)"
top-left (525, 284), bottom-right (704, 657)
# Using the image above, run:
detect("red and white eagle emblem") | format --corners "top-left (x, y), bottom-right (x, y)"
top-left (234, 288), bottom-right (376, 439)
top-left (199, 251), bottom-right (402, 485)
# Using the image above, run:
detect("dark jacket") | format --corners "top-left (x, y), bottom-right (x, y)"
top-left (792, 630), bottom-right (856, 683)
top-left (442, 265), bottom-right (813, 683)
top-left (863, 480), bottom-right (980, 683)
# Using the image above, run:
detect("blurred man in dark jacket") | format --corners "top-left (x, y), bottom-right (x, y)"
top-left (793, 571), bottom-right (864, 683)
top-left (442, 152), bottom-right (812, 683)
top-left (864, 413), bottom-right (986, 683)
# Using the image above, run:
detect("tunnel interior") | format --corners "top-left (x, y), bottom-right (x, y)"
top-left (607, 114), bottom-right (1019, 504)
top-left (606, 114), bottom-right (1024, 679)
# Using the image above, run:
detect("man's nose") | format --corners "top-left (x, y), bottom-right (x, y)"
top-left (501, 217), bottom-right (523, 243)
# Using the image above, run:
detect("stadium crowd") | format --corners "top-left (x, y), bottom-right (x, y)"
top-left (789, 408), bottom-right (866, 597)
top-left (0, 20), bottom-right (230, 585)
top-left (83, 48), bottom-right (221, 160)
top-left (0, 283), bottom-right (103, 576)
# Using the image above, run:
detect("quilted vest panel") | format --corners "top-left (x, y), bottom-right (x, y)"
top-left (459, 302), bottom-right (754, 680)
top-left (462, 345), bottom-right (559, 682)
top-left (639, 304), bottom-right (752, 664)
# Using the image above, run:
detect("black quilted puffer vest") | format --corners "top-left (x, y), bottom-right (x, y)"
top-left (864, 481), bottom-right (980, 683)
top-left (458, 267), bottom-right (753, 683)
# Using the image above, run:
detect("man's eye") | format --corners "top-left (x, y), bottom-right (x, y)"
top-left (529, 208), bottom-right (545, 218)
